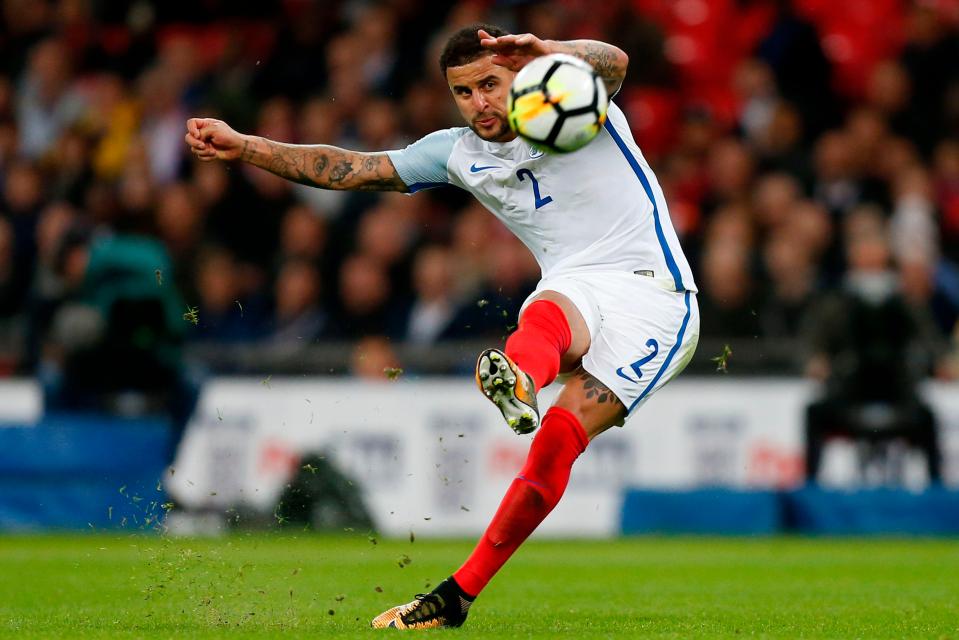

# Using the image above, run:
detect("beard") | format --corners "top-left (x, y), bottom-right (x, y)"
top-left (470, 114), bottom-right (513, 142)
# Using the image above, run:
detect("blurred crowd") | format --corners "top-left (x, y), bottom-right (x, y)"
top-left (0, 0), bottom-right (958, 380)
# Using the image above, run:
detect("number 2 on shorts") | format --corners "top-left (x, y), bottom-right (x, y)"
top-left (616, 338), bottom-right (659, 384)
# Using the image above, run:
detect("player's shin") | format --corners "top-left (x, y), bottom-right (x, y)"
top-left (452, 406), bottom-right (588, 596)
top-left (505, 299), bottom-right (572, 392)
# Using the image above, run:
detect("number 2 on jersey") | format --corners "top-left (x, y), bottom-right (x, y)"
top-left (516, 169), bottom-right (553, 209)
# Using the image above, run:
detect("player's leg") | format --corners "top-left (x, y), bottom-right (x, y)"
top-left (476, 290), bottom-right (591, 434)
top-left (450, 367), bottom-right (623, 589)
top-left (519, 290), bottom-right (592, 376)
top-left (372, 276), bottom-right (698, 629)
top-left (464, 278), bottom-right (698, 594)
top-left (370, 370), bottom-right (622, 629)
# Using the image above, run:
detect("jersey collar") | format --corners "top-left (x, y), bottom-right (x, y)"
top-left (480, 135), bottom-right (525, 158)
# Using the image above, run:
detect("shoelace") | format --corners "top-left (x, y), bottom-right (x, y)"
top-left (402, 594), bottom-right (444, 623)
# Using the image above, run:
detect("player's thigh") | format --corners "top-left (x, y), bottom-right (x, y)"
top-left (522, 276), bottom-right (604, 372)
top-left (527, 289), bottom-right (591, 370)
top-left (581, 277), bottom-right (699, 416)
top-left (551, 367), bottom-right (626, 441)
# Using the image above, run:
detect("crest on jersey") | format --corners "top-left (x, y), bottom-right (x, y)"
top-left (528, 146), bottom-right (545, 159)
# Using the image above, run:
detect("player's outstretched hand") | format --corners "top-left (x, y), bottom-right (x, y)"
top-left (184, 118), bottom-right (246, 162)
top-left (478, 29), bottom-right (550, 72)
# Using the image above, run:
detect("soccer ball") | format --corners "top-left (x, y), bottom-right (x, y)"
top-left (507, 53), bottom-right (608, 153)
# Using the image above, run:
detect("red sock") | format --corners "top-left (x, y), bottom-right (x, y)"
top-left (505, 300), bottom-right (572, 392)
top-left (453, 407), bottom-right (588, 597)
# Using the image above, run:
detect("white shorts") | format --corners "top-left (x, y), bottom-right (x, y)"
top-left (521, 271), bottom-right (700, 420)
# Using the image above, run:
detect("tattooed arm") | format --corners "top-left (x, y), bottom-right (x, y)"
top-left (478, 29), bottom-right (629, 97)
top-left (184, 118), bottom-right (408, 192)
top-left (548, 40), bottom-right (629, 97)
top-left (238, 137), bottom-right (407, 192)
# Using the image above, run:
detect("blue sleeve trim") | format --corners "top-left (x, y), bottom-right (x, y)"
top-left (407, 181), bottom-right (450, 193)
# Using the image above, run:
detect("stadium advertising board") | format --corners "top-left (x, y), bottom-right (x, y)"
top-left (167, 378), bottom-right (959, 537)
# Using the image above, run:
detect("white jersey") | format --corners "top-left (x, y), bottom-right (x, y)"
top-left (386, 102), bottom-right (696, 293)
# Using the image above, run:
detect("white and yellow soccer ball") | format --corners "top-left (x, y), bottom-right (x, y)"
top-left (507, 53), bottom-right (608, 153)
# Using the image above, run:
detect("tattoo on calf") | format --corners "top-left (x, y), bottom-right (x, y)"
top-left (578, 370), bottom-right (614, 404)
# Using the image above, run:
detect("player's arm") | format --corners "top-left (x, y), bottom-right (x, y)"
top-left (547, 40), bottom-right (629, 97)
top-left (184, 118), bottom-right (408, 192)
top-left (479, 30), bottom-right (629, 97)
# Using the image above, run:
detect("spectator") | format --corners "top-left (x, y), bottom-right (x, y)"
top-left (447, 235), bottom-right (539, 340)
top-left (889, 165), bottom-right (939, 266)
top-left (0, 0), bottom-right (953, 381)
top-left (155, 181), bottom-right (205, 300)
top-left (752, 172), bottom-right (801, 231)
top-left (334, 253), bottom-right (392, 339)
top-left (450, 202), bottom-right (496, 300)
top-left (733, 59), bottom-right (778, 147)
top-left (269, 258), bottom-right (328, 345)
top-left (40, 224), bottom-right (198, 452)
top-left (15, 38), bottom-right (85, 160)
top-left (812, 130), bottom-right (862, 216)
top-left (898, 256), bottom-right (959, 340)
top-left (899, 3), bottom-right (959, 155)
top-left (278, 203), bottom-right (328, 264)
top-left (350, 335), bottom-right (402, 380)
top-left (87, 74), bottom-right (139, 182)
top-left (394, 245), bottom-right (460, 345)
top-left (802, 211), bottom-right (944, 485)
top-left (865, 60), bottom-right (923, 154)
top-left (191, 247), bottom-right (266, 343)
top-left (704, 138), bottom-right (755, 210)
top-left (759, 229), bottom-right (817, 340)
top-left (20, 201), bottom-right (76, 370)
top-left (137, 65), bottom-right (188, 185)
top-left (2, 161), bottom-right (45, 309)
top-left (696, 240), bottom-right (762, 340)
top-left (754, 100), bottom-right (807, 177)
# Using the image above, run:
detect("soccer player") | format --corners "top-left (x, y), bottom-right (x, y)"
top-left (185, 24), bottom-right (699, 630)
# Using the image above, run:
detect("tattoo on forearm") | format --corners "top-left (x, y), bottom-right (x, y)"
top-left (253, 140), bottom-right (406, 192)
top-left (240, 139), bottom-right (254, 162)
top-left (558, 40), bottom-right (626, 94)
top-left (578, 370), bottom-right (615, 404)
top-left (581, 42), bottom-right (617, 80)
top-left (314, 154), bottom-right (328, 176)
top-left (266, 145), bottom-right (315, 187)
top-left (329, 160), bottom-right (353, 183)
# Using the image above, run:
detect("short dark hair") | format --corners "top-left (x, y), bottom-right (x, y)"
top-left (439, 24), bottom-right (509, 75)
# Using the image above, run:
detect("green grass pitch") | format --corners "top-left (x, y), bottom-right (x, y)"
top-left (1, 534), bottom-right (958, 638)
